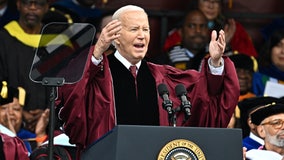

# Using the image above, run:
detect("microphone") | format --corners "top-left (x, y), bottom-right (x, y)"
top-left (175, 84), bottom-right (192, 121)
top-left (158, 83), bottom-right (173, 115)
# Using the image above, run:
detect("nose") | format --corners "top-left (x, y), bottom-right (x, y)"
top-left (195, 25), bottom-right (202, 33)
top-left (7, 107), bottom-right (15, 115)
top-left (137, 29), bottom-right (145, 39)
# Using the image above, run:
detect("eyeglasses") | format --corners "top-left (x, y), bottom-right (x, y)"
top-left (21, 0), bottom-right (47, 9)
top-left (261, 119), bottom-right (284, 129)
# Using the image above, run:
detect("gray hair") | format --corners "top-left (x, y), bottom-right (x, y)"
top-left (112, 5), bottom-right (146, 20)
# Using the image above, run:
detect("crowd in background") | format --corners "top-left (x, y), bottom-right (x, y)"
top-left (0, 0), bottom-right (284, 159)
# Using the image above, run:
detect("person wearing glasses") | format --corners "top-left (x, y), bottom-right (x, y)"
top-left (246, 102), bottom-right (284, 160)
top-left (238, 96), bottom-right (280, 151)
top-left (0, 0), bottom-right (50, 133)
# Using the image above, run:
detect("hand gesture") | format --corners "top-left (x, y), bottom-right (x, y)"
top-left (209, 30), bottom-right (226, 67)
top-left (93, 20), bottom-right (121, 59)
top-left (224, 19), bottom-right (236, 44)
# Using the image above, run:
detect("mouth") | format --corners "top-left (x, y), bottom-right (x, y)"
top-left (134, 43), bottom-right (146, 52)
top-left (134, 43), bottom-right (145, 48)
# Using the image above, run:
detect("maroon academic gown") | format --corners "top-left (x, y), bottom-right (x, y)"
top-left (0, 133), bottom-right (29, 160)
top-left (57, 46), bottom-right (239, 155)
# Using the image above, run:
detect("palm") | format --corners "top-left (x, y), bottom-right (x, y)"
top-left (209, 30), bottom-right (225, 61)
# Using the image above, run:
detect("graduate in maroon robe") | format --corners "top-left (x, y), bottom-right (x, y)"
top-left (56, 5), bottom-right (240, 156)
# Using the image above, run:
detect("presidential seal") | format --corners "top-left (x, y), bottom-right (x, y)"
top-left (157, 139), bottom-right (206, 160)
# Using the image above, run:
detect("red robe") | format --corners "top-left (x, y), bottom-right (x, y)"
top-left (57, 46), bottom-right (239, 154)
top-left (0, 133), bottom-right (29, 160)
top-left (164, 22), bottom-right (258, 57)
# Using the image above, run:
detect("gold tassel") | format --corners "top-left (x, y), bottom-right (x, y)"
top-left (1, 81), bottom-right (8, 99)
top-left (250, 56), bottom-right (258, 72)
top-left (228, 0), bottom-right (233, 9)
top-left (17, 87), bottom-right (26, 106)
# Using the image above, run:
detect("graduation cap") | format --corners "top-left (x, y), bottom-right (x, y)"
top-left (250, 103), bottom-right (284, 125)
top-left (228, 53), bottom-right (258, 72)
top-left (0, 81), bottom-right (26, 106)
top-left (239, 96), bottom-right (280, 117)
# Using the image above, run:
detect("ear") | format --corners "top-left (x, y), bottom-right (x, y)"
top-left (247, 118), bottom-right (255, 129)
top-left (256, 125), bottom-right (266, 139)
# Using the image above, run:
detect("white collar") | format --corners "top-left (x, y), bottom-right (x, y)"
top-left (114, 50), bottom-right (141, 70)
top-left (249, 132), bottom-right (264, 145)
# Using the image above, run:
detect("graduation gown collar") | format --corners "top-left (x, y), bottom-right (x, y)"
top-left (4, 20), bottom-right (41, 48)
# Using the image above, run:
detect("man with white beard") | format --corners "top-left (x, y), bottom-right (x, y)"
top-left (246, 102), bottom-right (284, 160)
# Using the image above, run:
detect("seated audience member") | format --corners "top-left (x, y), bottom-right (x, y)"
top-left (0, 81), bottom-right (49, 154)
top-left (238, 96), bottom-right (279, 150)
top-left (252, 29), bottom-right (284, 97)
top-left (30, 102), bottom-right (77, 160)
top-left (0, 0), bottom-right (51, 133)
top-left (227, 53), bottom-right (257, 128)
top-left (246, 102), bottom-right (284, 160)
top-left (164, 0), bottom-right (258, 58)
top-left (154, 9), bottom-right (210, 71)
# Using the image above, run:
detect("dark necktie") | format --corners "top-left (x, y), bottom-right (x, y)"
top-left (129, 65), bottom-right (137, 96)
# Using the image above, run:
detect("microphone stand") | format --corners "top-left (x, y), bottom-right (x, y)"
top-left (42, 77), bottom-right (65, 160)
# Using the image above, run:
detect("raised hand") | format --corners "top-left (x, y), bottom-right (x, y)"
top-left (209, 30), bottom-right (226, 67)
top-left (93, 19), bottom-right (121, 59)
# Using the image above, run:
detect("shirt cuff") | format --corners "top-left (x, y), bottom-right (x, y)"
top-left (208, 57), bottom-right (224, 75)
top-left (91, 55), bottom-right (103, 65)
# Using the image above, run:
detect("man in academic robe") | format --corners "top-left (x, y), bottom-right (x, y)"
top-left (56, 5), bottom-right (240, 156)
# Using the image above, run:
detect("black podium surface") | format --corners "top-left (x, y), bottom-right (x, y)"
top-left (81, 125), bottom-right (243, 160)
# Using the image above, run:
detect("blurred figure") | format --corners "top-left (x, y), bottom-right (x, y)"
top-left (0, 0), bottom-right (19, 28)
top-left (246, 102), bottom-right (284, 160)
top-left (30, 102), bottom-right (76, 160)
top-left (0, 81), bottom-right (49, 154)
top-left (227, 53), bottom-right (257, 128)
top-left (0, 0), bottom-right (50, 133)
top-left (229, 53), bottom-right (257, 99)
top-left (252, 29), bottom-right (284, 97)
top-left (47, 0), bottom-right (102, 28)
top-left (155, 9), bottom-right (210, 71)
top-left (164, 0), bottom-right (258, 58)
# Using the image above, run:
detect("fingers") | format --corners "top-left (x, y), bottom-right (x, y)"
top-left (94, 20), bottom-right (121, 57)
top-left (218, 30), bottom-right (225, 44)
top-left (101, 19), bottom-right (121, 43)
top-left (211, 30), bottom-right (217, 41)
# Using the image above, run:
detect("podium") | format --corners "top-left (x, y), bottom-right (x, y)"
top-left (81, 125), bottom-right (243, 160)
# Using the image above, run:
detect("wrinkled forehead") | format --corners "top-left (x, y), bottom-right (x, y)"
top-left (120, 10), bottom-right (149, 26)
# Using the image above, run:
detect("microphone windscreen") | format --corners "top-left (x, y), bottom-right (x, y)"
top-left (175, 84), bottom-right (187, 97)
top-left (158, 83), bottom-right (168, 96)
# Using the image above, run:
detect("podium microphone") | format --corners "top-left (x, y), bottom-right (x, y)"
top-left (175, 84), bottom-right (192, 122)
top-left (158, 83), bottom-right (173, 115)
